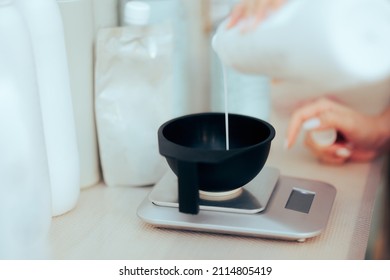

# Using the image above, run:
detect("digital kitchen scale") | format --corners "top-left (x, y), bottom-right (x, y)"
top-left (137, 167), bottom-right (336, 242)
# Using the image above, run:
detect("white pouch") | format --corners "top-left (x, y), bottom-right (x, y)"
top-left (95, 23), bottom-right (173, 187)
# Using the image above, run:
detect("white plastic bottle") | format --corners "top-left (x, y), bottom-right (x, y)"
top-left (0, 0), bottom-right (51, 259)
top-left (173, 0), bottom-right (212, 115)
top-left (57, 0), bottom-right (101, 189)
top-left (302, 118), bottom-right (337, 147)
top-left (93, 0), bottom-right (119, 36)
top-left (212, 56), bottom-right (271, 121)
top-left (16, 0), bottom-right (80, 216)
top-left (119, 0), bottom-right (128, 25)
top-left (213, 0), bottom-right (390, 92)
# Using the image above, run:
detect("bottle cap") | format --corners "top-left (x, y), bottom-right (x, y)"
top-left (310, 129), bottom-right (337, 147)
top-left (303, 118), bottom-right (337, 147)
top-left (124, 1), bottom-right (151, 26)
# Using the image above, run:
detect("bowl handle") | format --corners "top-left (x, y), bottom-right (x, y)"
top-left (177, 161), bottom-right (199, 214)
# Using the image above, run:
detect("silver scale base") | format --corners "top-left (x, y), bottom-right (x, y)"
top-left (137, 167), bottom-right (336, 242)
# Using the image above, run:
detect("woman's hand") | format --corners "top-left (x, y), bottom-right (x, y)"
top-left (227, 0), bottom-right (286, 29)
top-left (285, 98), bottom-right (390, 164)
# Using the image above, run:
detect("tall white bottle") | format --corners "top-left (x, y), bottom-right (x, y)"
top-left (57, 0), bottom-right (101, 188)
top-left (0, 0), bottom-right (51, 259)
top-left (93, 0), bottom-right (119, 36)
top-left (16, 0), bottom-right (80, 216)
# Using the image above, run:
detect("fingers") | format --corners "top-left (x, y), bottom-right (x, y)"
top-left (226, 2), bottom-right (245, 29)
top-left (227, 0), bottom-right (286, 29)
top-left (269, 0), bottom-right (286, 12)
top-left (303, 130), bottom-right (379, 165)
top-left (252, 0), bottom-right (270, 25)
top-left (227, 0), bottom-right (262, 30)
top-left (285, 98), bottom-right (332, 149)
top-left (349, 149), bottom-right (378, 162)
top-left (285, 98), bottom-right (354, 149)
top-left (304, 133), bottom-right (351, 165)
top-left (286, 97), bottom-right (384, 165)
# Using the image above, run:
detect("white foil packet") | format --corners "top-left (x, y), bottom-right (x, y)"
top-left (95, 24), bottom-right (173, 187)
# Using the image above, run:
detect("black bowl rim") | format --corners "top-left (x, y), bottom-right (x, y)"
top-left (158, 112), bottom-right (276, 154)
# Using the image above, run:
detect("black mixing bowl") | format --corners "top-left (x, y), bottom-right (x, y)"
top-left (158, 112), bottom-right (275, 214)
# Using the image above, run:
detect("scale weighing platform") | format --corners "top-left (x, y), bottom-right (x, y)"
top-left (137, 167), bottom-right (336, 242)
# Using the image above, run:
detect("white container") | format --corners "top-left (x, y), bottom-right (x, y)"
top-left (0, 0), bottom-right (51, 259)
top-left (217, 67), bottom-right (270, 120)
top-left (95, 1), bottom-right (174, 187)
top-left (93, 0), bottom-right (119, 36)
top-left (212, 55), bottom-right (271, 121)
top-left (16, 0), bottom-right (80, 216)
top-left (172, 0), bottom-right (212, 115)
top-left (119, 0), bottom-right (129, 26)
top-left (57, 0), bottom-right (101, 188)
top-left (213, 0), bottom-right (390, 92)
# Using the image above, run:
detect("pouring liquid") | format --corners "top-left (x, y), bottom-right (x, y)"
top-left (222, 65), bottom-right (229, 150)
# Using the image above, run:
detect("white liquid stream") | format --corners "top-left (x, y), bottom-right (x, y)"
top-left (222, 65), bottom-right (229, 150)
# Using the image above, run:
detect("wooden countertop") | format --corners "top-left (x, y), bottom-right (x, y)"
top-left (48, 112), bottom-right (385, 259)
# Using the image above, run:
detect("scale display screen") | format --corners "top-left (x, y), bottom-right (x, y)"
top-left (285, 188), bottom-right (315, 214)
